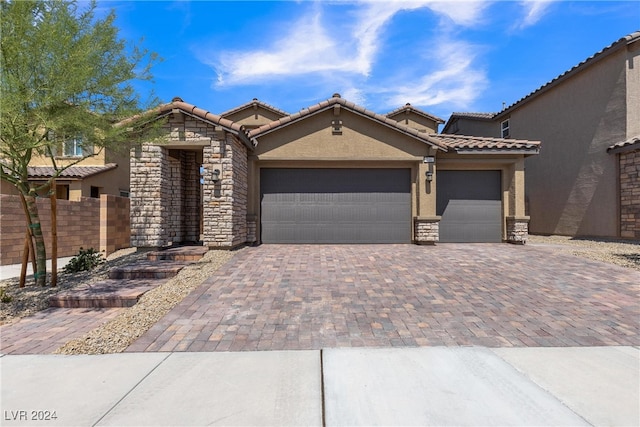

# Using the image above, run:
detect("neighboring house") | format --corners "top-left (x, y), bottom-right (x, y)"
top-left (0, 137), bottom-right (130, 201)
top-left (443, 31), bottom-right (640, 239)
top-left (128, 94), bottom-right (540, 249)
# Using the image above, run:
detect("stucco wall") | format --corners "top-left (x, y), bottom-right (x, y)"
top-left (513, 48), bottom-right (630, 237)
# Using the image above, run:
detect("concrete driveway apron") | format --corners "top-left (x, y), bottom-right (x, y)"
top-left (126, 244), bottom-right (640, 352)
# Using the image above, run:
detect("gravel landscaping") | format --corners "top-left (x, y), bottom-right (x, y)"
top-left (527, 235), bottom-right (640, 271)
top-left (0, 248), bottom-right (146, 325)
top-left (54, 249), bottom-right (235, 354)
top-left (1, 236), bottom-right (638, 354)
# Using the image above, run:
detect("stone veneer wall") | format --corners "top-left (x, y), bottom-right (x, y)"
top-left (201, 133), bottom-right (248, 248)
top-left (619, 149), bottom-right (640, 238)
top-left (506, 216), bottom-right (529, 244)
top-left (413, 217), bottom-right (440, 244)
top-left (182, 151), bottom-right (200, 243)
top-left (131, 113), bottom-right (250, 249)
top-left (130, 144), bottom-right (168, 248)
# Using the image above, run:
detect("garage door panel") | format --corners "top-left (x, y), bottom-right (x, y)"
top-left (261, 168), bottom-right (411, 244)
top-left (437, 171), bottom-right (502, 243)
top-left (439, 200), bottom-right (502, 243)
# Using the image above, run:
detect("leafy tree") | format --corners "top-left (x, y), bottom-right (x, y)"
top-left (1, 0), bottom-right (159, 286)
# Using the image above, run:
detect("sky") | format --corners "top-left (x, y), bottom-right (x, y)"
top-left (97, 0), bottom-right (639, 126)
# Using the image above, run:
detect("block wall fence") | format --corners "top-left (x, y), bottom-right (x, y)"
top-left (0, 194), bottom-right (130, 265)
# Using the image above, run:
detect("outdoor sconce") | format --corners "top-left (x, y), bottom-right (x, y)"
top-left (423, 156), bottom-right (435, 182)
top-left (211, 169), bottom-right (221, 183)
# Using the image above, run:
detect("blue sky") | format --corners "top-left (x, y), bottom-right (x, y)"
top-left (99, 0), bottom-right (639, 126)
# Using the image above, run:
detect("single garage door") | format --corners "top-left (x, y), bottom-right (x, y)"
top-left (261, 168), bottom-right (411, 243)
top-left (436, 170), bottom-right (502, 243)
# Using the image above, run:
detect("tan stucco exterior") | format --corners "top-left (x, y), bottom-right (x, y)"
top-left (444, 32), bottom-right (640, 238)
top-left (4, 144), bottom-right (131, 201)
top-left (129, 95), bottom-right (537, 248)
top-left (249, 106), bottom-right (530, 243)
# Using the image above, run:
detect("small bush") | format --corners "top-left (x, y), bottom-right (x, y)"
top-left (63, 247), bottom-right (105, 273)
top-left (0, 288), bottom-right (12, 303)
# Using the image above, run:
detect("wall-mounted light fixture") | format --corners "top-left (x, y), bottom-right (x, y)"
top-left (211, 169), bottom-right (221, 183)
top-left (424, 155), bottom-right (435, 182)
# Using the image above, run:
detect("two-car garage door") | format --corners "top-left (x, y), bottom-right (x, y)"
top-left (260, 168), bottom-right (502, 244)
top-left (261, 168), bottom-right (411, 243)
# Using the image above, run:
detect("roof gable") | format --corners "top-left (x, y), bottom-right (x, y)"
top-left (119, 97), bottom-right (254, 149)
top-left (386, 103), bottom-right (444, 125)
top-left (220, 98), bottom-right (289, 122)
top-left (249, 94), bottom-right (448, 151)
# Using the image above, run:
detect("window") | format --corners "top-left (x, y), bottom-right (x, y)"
top-left (501, 119), bottom-right (510, 138)
top-left (63, 136), bottom-right (92, 157)
top-left (56, 185), bottom-right (69, 200)
top-left (90, 186), bottom-right (100, 198)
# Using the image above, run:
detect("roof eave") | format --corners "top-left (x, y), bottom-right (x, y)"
top-left (453, 148), bottom-right (541, 156)
top-left (495, 31), bottom-right (640, 119)
top-left (251, 101), bottom-right (448, 151)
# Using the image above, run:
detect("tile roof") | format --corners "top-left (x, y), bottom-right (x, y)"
top-left (28, 163), bottom-right (118, 179)
top-left (496, 31), bottom-right (640, 118)
top-left (430, 134), bottom-right (541, 153)
top-left (386, 103), bottom-right (444, 124)
top-left (249, 94), bottom-right (449, 151)
top-left (448, 112), bottom-right (496, 120)
top-left (607, 135), bottom-right (640, 153)
top-left (118, 97), bottom-right (255, 149)
top-left (220, 98), bottom-right (289, 118)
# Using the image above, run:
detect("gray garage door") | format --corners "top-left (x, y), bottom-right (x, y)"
top-left (436, 170), bottom-right (502, 243)
top-left (261, 168), bottom-right (411, 243)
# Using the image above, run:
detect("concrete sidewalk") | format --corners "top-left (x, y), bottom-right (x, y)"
top-left (1, 346), bottom-right (638, 426)
top-left (0, 257), bottom-right (73, 281)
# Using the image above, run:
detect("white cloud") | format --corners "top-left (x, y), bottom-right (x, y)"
top-left (383, 39), bottom-right (488, 109)
top-left (516, 0), bottom-right (555, 29)
top-left (214, 11), bottom-right (361, 85)
top-left (212, 1), bottom-right (492, 87)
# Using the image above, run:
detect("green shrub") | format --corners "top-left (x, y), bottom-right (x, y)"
top-left (0, 288), bottom-right (12, 303)
top-left (63, 247), bottom-right (105, 273)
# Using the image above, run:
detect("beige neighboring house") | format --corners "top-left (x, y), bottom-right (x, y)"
top-left (443, 31), bottom-right (640, 239)
top-left (0, 138), bottom-right (130, 201)
top-left (128, 94), bottom-right (540, 249)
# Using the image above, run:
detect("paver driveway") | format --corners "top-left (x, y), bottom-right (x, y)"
top-left (127, 244), bottom-right (640, 352)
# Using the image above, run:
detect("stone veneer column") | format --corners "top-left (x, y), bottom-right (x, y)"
top-left (182, 151), bottom-right (200, 242)
top-left (130, 144), bottom-right (170, 248)
top-left (619, 150), bottom-right (640, 238)
top-left (202, 134), bottom-right (249, 249)
top-left (506, 216), bottom-right (530, 244)
top-left (413, 216), bottom-right (441, 244)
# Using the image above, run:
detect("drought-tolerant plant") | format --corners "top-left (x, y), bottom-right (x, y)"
top-left (63, 247), bottom-right (105, 273)
top-left (0, 288), bottom-right (12, 303)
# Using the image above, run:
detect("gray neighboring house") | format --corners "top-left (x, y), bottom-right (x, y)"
top-left (443, 31), bottom-right (640, 239)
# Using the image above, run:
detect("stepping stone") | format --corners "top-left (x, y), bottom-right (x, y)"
top-left (146, 247), bottom-right (207, 262)
top-left (49, 278), bottom-right (166, 308)
top-left (109, 261), bottom-right (189, 280)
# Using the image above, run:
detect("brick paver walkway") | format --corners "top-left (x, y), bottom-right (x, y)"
top-left (127, 244), bottom-right (640, 352)
top-left (0, 308), bottom-right (123, 354)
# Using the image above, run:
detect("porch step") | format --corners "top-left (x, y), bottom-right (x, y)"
top-left (146, 246), bottom-right (208, 262)
top-left (108, 261), bottom-right (189, 280)
top-left (49, 278), bottom-right (166, 308)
